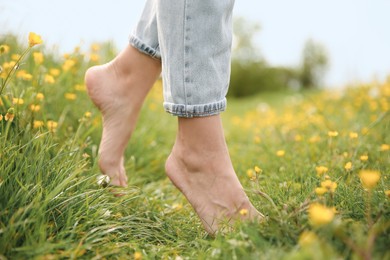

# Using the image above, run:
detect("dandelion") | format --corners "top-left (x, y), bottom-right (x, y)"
top-left (22, 73), bottom-right (33, 81)
top-left (12, 98), bottom-right (24, 105)
top-left (309, 135), bottom-right (321, 143)
top-left (0, 114), bottom-right (3, 121)
top-left (65, 93), bottom-right (77, 100)
top-left (74, 84), bottom-right (86, 91)
top-left (90, 53), bottom-right (100, 62)
top-left (308, 203), bottom-right (334, 227)
top-left (134, 252), bottom-right (142, 260)
top-left (33, 120), bottom-right (44, 128)
top-left (29, 104), bottom-right (41, 112)
top-left (294, 134), bottom-right (303, 142)
top-left (16, 70), bottom-right (27, 79)
top-left (298, 231), bottom-right (318, 247)
top-left (28, 32), bottom-right (43, 47)
top-left (44, 74), bottom-right (55, 84)
top-left (359, 170), bottom-right (380, 190)
top-left (5, 108), bottom-right (15, 122)
top-left (315, 187), bottom-right (328, 196)
top-left (246, 169), bottom-right (256, 180)
top-left (91, 43), bottom-right (100, 52)
top-left (344, 161), bottom-right (352, 171)
top-left (254, 136), bottom-right (261, 144)
top-left (47, 120), bottom-right (58, 132)
top-left (360, 155), bottom-right (368, 162)
top-left (276, 150), bottom-right (285, 157)
top-left (36, 93), bottom-right (45, 101)
top-left (321, 180), bottom-right (337, 193)
top-left (49, 68), bottom-right (60, 77)
top-left (349, 132), bottom-right (358, 139)
top-left (328, 131), bottom-right (339, 137)
top-left (380, 144), bottom-right (389, 151)
top-left (0, 44), bottom-right (10, 54)
top-left (84, 111), bottom-right (92, 118)
top-left (62, 59), bottom-right (76, 71)
top-left (254, 166), bottom-right (262, 174)
top-left (239, 208), bottom-right (248, 216)
top-left (315, 166), bottom-right (328, 176)
top-left (11, 54), bottom-right (21, 60)
top-left (33, 52), bottom-right (44, 64)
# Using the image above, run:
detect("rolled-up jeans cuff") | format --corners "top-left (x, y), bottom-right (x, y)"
top-left (163, 98), bottom-right (227, 118)
top-left (129, 35), bottom-right (161, 59)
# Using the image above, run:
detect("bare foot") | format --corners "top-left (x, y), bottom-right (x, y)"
top-left (85, 46), bottom-right (161, 187)
top-left (165, 116), bottom-right (264, 234)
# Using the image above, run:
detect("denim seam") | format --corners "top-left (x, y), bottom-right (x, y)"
top-left (183, 0), bottom-right (189, 117)
top-left (163, 98), bottom-right (227, 118)
top-left (129, 35), bottom-right (161, 59)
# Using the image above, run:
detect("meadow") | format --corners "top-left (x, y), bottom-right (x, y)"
top-left (0, 33), bottom-right (389, 260)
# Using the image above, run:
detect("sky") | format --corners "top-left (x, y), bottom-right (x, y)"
top-left (1, 0), bottom-right (390, 88)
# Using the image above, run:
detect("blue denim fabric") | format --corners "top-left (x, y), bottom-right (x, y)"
top-left (130, 0), bottom-right (235, 118)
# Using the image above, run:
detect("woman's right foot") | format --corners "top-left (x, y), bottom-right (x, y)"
top-left (85, 46), bottom-right (161, 187)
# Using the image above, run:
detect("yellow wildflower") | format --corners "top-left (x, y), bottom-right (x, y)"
top-left (380, 144), bottom-right (389, 151)
top-left (385, 190), bottom-right (390, 198)
top-left (91, 43), bottom-right (100, 52)
top-left (134, 252), bottom-right (142, 260)
top-left (254, 136), bottom-right (261, 144)
top-left (5, 108), bottom-right (15, 122)
top-left (276, 150), bottom-right (285, 157)
top-left (28, 32), bottom-right (43, 47)
top-left (22, 73), bottom-right (33, 81)
top-left (344, 162), bottom-right (352, 171)
top-left (65, 93), bottom-right (77, 101)
top-left (0, 44), bottom-right (10, 54)
top-left (328, 131), bottom-right (339, 137)
top-left (298, 231), bottom-right (318, 247)
top-left (11, 54), bottom-right (21, 61)
top-left (74, 84), bottom-right (86, 91)
top-left (254, 166), bottom-right (262, 174)
top-left (321, 180), bottom-right (337, 193)
top-left (29, 104), bottom-right (41, 112)
top-left (361, 127), bottom-right (369, 135)
top-left (359, 170), bottom-right (381, 190)
top-left (315, 166), bottom-right (328, 176)
top-left (16, 70), bottom-right (27, 79)
top-left (0, 114), bottom-right (3, 121)
top-left (62, 59), bottom-right (76, 71)
top-left (360, 155), bottom-right (368, 162)
top-left (47, 120), bottom-right (58, 132)
top-left (36, 93), bottom-right (45, 101)
top-left (90, 53), bottom-right (100, 62)
top-left (33, 120), bottom-right (44, 128)
top-left (33, 52), bottom-right (44, 64)
top-left (49, 68), bottom-right (60, 77)
top-left (349, 132), bottom-right (358, 139)
top-left (246, 169), bottom-right (256, 180)
top-left (44, 74), bottom-right (55, 84)
top-left (12, 98), bottom-right (24, 105)
top-left (294, 134), bottom-right (303, 142)
top-left (84, 111), bottom-right (92, 118)
top-left (308, 203), bottom-right (334, 227)
top-left (315, 187), bottom-right (328, 196)
top-left (239, 208), bottom-right (248, 216)
top-left (309, 135), bottom-right (321, 143)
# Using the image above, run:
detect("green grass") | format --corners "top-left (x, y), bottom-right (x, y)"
top-left (0, 35), bottom-right (389, 259)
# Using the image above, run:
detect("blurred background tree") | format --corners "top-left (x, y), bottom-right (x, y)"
top-left (229, 17), bottom-right (329, 97)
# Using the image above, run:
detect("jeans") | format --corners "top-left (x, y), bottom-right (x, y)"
top-left (129, 0), bottom-right (235, 117)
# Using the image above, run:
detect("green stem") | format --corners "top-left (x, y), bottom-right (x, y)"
top-left (0, 47), bottom-right (31, 95)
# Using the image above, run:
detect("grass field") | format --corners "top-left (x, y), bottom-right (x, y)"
top-left (0, 33), bottom-right (389, 259)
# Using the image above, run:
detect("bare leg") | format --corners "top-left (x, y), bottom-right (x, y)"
top-left (85, 45), bottom-right (161, 187)
top-left (165, 115), bottom-right (263, 234)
